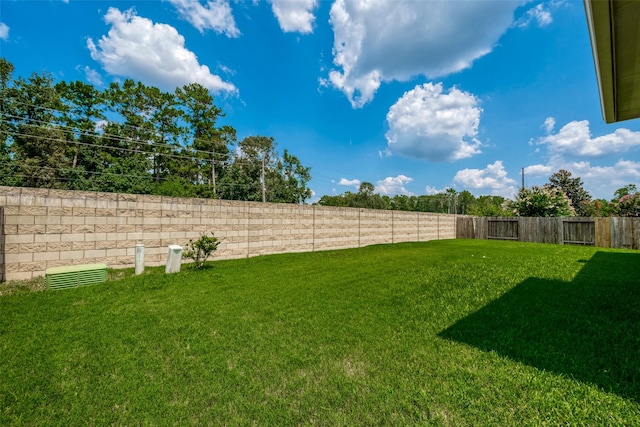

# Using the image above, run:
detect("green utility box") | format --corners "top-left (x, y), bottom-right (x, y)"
top-left (45, 263), bottom-right (108, 290)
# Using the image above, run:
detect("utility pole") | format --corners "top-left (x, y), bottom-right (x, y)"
top-left (521, 167), bottom-right (525, 189)
top-left (211, 157), bottom-right (216, 196)
top-left (261, 154), bottom-right (266, 203)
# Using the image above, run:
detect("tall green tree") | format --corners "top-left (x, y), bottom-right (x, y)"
top-left (271, 149), bottom-right (312, 203)
top-left (445, 188), bottom-right (458, 214)
top-left (0, 58), bottom-right (20, 186)
top-left (414, 194), bottom-right (447, 213)
top-left (105, 79), bottom-right (154, 151)
top-left (176, 83), bottom-right (234, 195)
top-left (322, 182), bottom-right (387, 209)
top-left (221, 135), bottom-right (277, 202)
top-left (352, 182), bottom-right (386, 209)
top-left (101, 80), bottom-right (154, 193)
top-left (55, 80), bottom-right (106, 190)
top-left (457, 190), bottom-right (475, 215)
top-left (317, 193), bottom-right (352, 207)
top-left (390, 194), bottom-right (414, 211)
top-left (144, 86), bottom-right (184, 185)
top-left (547, 169), bottom-right (591, 216)
top-left (11, 71), bottom-right (68, 188)
top-left (613, 184), bottom-right (638, 201)
top-left (359, 182), bottom-right (375, 196)
top-left (219, 136), bottom-right (312, 204)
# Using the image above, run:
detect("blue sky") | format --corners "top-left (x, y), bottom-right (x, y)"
top-left (1, 0), bottom-right (639, 201)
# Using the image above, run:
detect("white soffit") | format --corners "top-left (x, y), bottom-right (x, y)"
top-left (584, 0), bottom-right (640, 123)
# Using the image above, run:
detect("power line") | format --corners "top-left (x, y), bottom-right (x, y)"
top-left (7, 99), bottom-right (237, 152)
top-left (5, 100), bottom-right (362, 182)
top-left (0, 127), bottom-right (274, 170)
top-left (0, 160), bottom-right (261, 191)
top-left (1, 114), bottom-right (231, 160)
top-left (1, 117), bottom-right (294, 172)
top-left (1, 128), bottom-right (221, 164)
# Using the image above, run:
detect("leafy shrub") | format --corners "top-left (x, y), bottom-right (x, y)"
top-left (183, 232), bottom-right (221, 269)
top-left (510, 185), bottom-right (575, 217)
top-left (614, 193), bottom-right (640, 217)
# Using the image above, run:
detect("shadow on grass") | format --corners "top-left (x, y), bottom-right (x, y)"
top-left (439, 251), bottom-right (640, 402)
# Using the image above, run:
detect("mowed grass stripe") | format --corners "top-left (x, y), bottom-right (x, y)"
top-left (1, 240), bottom-right (639, 425)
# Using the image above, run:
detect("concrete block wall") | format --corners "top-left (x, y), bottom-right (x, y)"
top-left (0, 207), bottom-right (5, 283)
top-left (314, 207), bottom-right (360, 250)
top-left (360, 209), bottom-right (393, 246)
top-left (0, 186), bottom-right (458, 282)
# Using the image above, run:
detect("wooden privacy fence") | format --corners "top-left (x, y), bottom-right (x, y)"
top-left (457, 216), bottom-right (640, 250)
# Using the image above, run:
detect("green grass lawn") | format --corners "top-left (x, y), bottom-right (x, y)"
top-left (1, 239), bottom-right (639, 425)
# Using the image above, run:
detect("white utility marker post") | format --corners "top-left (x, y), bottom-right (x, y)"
top-left (135, 244), bottom-right (145, 275)
top-left (165, 245), bottom-right (183, 274)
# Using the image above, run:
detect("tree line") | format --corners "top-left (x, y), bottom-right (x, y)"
top-left (317, 182), bottom-right (509, 216)
top-left (318, 171), bottom-right (640, 217)
top-left (0, 58), bottom-right (311, 203)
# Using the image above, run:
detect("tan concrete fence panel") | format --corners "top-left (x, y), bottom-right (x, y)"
top-left (0, 187), bottom-right (457, 282)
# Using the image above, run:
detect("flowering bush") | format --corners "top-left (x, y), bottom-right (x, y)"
top-left (585, 199), bottom-right (616, 217)
top-left (614, 192), bottom-right (640, 217)
top-left (510, 185), bottom-right (575, 217)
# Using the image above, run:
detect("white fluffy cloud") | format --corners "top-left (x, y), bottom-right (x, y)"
top-left (515, 2), bottom-right (553, 28)
top-left (327, 0), bottom-right (519, 107)
top-left (76, 66), bottom-right (103, 86)
top-left (88, 8), bottom-right (237, 93)
top-left (525, 117), bottom-right (640, 198)
top-left (579, 159), bottom-right (640, 188)
top-left (525, 158), bottom-right (640, 200)
top-left (454, 161), bottom-right (518, 198)
top-left (0, 22), bottom-right (9, 41)
top-left (269, 0), bottom-right (318, 34)
top-left (538, 120), bottom-right (640, 157)
top-left (376, 175), bottom-right (413, 195)
top-left (425, 185), bottom-right (447, 195)
top-left (542, 116), bottom-right (555, 134)
top-left (524, 163), bottom-right (553, 177)
top-left (339, 178), bottom-right (361, 189)
top-left (385, 83), bottom-right (482, 162)
top-left (168, 0), bottom-right (240, 36)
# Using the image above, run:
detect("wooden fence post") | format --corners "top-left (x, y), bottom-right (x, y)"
top-left (594, 217), bottom-right (610, 248)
